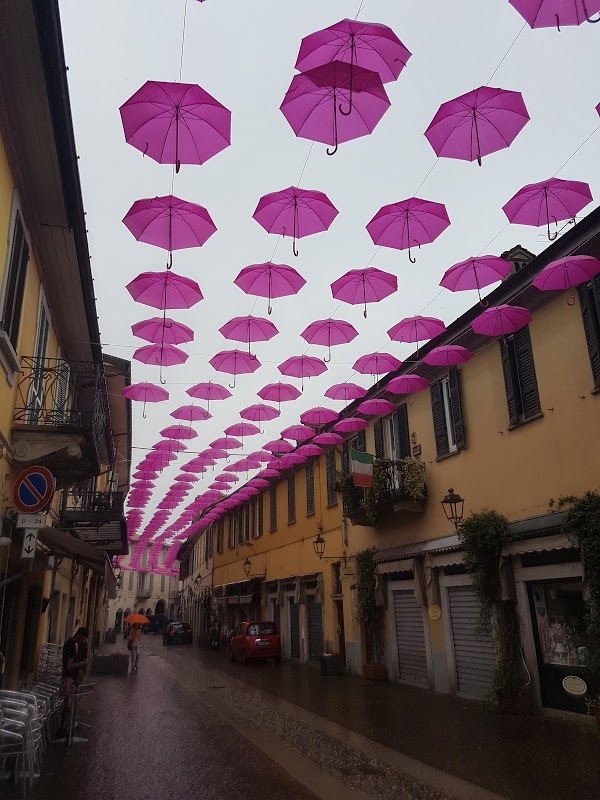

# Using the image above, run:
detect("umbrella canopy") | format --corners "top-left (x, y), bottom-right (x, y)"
top-left (300, 318), bottom-right (358, 361)
top-left (132, 317), bottom-right (194, 346)
top-left (240, 403), bottom-right (280, 423)
top-left (296, 18), bottom-right (411, 83)
top-left (425, 86), bottom-right (530, 166)
top-left (133, 343), bottom-right (188, 367)
top-left (353, 352), bottom-right (402, 377)
top-left (312, 432), bottom-right (344, 446)
top-left (160, 425), bottom-right (198, 440)
top-left (277, 453), bottom-right (307, 469)
top-left (224, 423), bottom-right (261, 438)
top-left (181, 463), bottom-right (207, 474)
top-left (127, 270), bottom-right (203, 310)
top-left (280, 424), bottom-right (315, 441)
top-left (296, 443), bottom-right (323, 459)
top-left (300, 406), bottom-right (338, 426)
top-left (502, 178), bottom-right (593, 240)
top-left (248, 478), bottom-right (271, 488)
top-left (219, 315), bottom-right (278, 355)
top-left (131, 480), bottom-right (155, 489)
top-left (472, 305), bottom-right (532, 337)
top-left (119, 80), bottom-right (231, 170)
top-left (176, 473), bottom-right (200, 482)
top-left (133, 470), bottom-right (159, 480)
top-left (333, 417), bottom-right (369, 433)
top-left (210, 437), bottom-right (242, 450)
top-left (186, 381), bottom-right (232, 407)
top-left (440, 256), bottom-right (512, 300)
top-left (280, 61), bottom-right (391, 155)
top-left (509, 0), bottom-right (600, 29)
top-left (422, 346), bottom-right (473, 366)
top-left (532, 255), bottom-right (600, 290)
top-left (325, 382), bottom-right (367, 401)
top-left (279, 355), bottom-right (327, 386)
top-left (331, 266), bottom-right (397, 317)
top-left (122, 382), bottom-right (169, 418)
top-left (253, 187), bottom-right (338, 257)
top-left (124, 613), bottom-right (150, 625)
top-left (209, 349), bottom-right (261, 388)
top-left (234, 262), bottom-right (306, 314)
top-left (247, 450), bottom-right (272, 462)
top-left (216, 473), bottom-right (239, 483)
top-left (152, 439), bottom-right (187, 452)
top-left (263, 439), bottom-right (295, 455)
top-left (171, 405), bottom-right (212, 422)
top-left (388, 316), bottom-right (446, 345)
top-left (229, 459), bottom-right (262, 473)
top-left (357, 398), bottom-right (397, 416)
top-left (260, 468), bottom-right (281, 479)
top-left (258, 383), bottom-right (302, 406)
top-left (367, 198), bottom-right (451, 262)
top-left (386, 375), bottom-right (430, 394)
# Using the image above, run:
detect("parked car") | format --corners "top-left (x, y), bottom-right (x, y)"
top-left (163, 622), bottom-right (193, 645)
top-left (143, 615), bottom-right (170, 635)
top-left (228, 621), bottom-right (281, 664)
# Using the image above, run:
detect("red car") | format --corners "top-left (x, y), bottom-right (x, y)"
top-left (228, 621), bottom-right (281, 664)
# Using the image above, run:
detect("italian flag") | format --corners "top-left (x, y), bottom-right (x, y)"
top-left (351, 449), bottom-right (374, 488)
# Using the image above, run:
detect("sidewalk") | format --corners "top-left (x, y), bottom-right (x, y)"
top-left (192, 647), bottom-right (600, 800)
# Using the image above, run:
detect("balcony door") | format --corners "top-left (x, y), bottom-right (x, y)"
top-left (27, 290), bottom-right (50, 424)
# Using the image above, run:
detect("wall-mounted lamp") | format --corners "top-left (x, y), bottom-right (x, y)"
top-left (242, 557), bottom-right (266, 579)
top-left (312, 529), bottom-right (346, 565)
top-left (441, 488), bottom-right (465, 530)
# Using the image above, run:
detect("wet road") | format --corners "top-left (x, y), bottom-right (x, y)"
top-left (15, 639), bottom-right (317, 800)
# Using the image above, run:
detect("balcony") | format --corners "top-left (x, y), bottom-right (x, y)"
top-left (339, 458), bottom-right (427, 527)
top-left (60, 487), bottom-right (127, 556)
top-left (11, 357), bottom-right (111, 487)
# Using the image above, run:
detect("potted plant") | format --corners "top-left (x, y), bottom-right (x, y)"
top-left (320, 651), bottom-right (345, 676)
top-left (356, 547), bottom-right (387, 681)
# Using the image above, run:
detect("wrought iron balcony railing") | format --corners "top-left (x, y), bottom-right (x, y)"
top-left (61, 487), bottom-right (125, 516)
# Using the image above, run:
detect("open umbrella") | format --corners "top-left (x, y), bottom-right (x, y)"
top-left (210, 437), bottom-right (242, 450)
top-left (502, 178), bottom-right (593, 240)
top-left (253, 187), bottom-right (338, 257)
top-left (388, 316), bottom-right (446, 352)
top-left (219, 315), bottom-right (278, 357)
top-left (301, 406), bottom-right (338, 426)
top-left (278, 355), bottom-right (327, 390)
top-left (281, 61), bottom-right (391, 156)
top-left (386, 375), bottom-right (430, 394)
top-left (301, 318), bottom-right (358, 362)
top-left (331, 266), bottom-right (397, 317)
top-left (176, 473), bottom-right (200, 483)
top-left (240, 404), bottom-right (280, 427)
top-left (333, 417), bottom-right (369, 434)
top-left (353, 352), bottom-right (402, 378)
top-left (325, 382), bottom-right (367, 402)
top-left (296, 443), bottom-right (323, 458)
top-left (119, 80), bottom-right (231, 171)
top-left (127, 270), bottom-right (203, 309)
top-left (277, 453), bottom-right (308, 469)
top-left (422, 346), bottom-right (473, 367)
top-left (263, 439), bottom-right (295, 455)
top-left (260, 468), bottom-right (281, 479)
top-left (367, 198), bottom-right (451, 263)
top-left (133, 344), bottom-right (188, 384)
top-left (258, 383), bottom-right (302, 409)
top-left (209, 349), bottom-right (261, 388)
top-left (132, 317), bottom-right (194, 346)
top-left (224, 423), bottom-right (261, 446)
top-left (471, 305), bottom-right (531, 337)
top-left (280, 424), bottom-right (315, 442)
top-left (122, 382), bottom-right (169, 418)
top-left (357, 398), bottom-right (397, 416)
top-left (425, 86), bottom-right (530, 166)
top-left (532, 255), bottom-right (600, 291)
top-left (160, 425), bottom-right (197, 440)
top-left (439, 256), bottom-right (512, 302)
top-left (152, 440), bottom-right (187, 452)
top-left (248, 478), bottom-right (271, 489)
top-left (133, 470), bottom-right (159, 480)
top-left (171, 405), bottom-right (212, 422)
top-left (186, 381), bottom-right (232, 410)
top-left (216, 473), bottom-right (239, 483)
top-left (124, 613), bottom-right (150, 626)
top-left (312, 432), bottom-right (344, 446)
top-left (122, 195), bottom-right (217, 268)
top-left (234, 262), bottom-right (306, 314)
top-left (509, 0), bottom-right (600, 29)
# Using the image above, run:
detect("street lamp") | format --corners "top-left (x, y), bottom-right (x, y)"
top-left (243, 557), bottom-right (252, 577)
top-left (312, 529), bottom-right (346, 565)
top-left (114, 565), bottom-right (123, 591)
top-left (441, 488), bottom-right (465, 530)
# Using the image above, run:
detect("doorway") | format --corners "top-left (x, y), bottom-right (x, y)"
top-left (289, 599), bottom-right (300, 660)
top-left (335, 600), bottom-right (345, 661)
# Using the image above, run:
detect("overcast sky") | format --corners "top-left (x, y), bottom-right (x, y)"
top-left (60, 0), bottom-right (600, 554)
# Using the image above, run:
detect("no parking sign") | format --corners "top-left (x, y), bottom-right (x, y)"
top-left (13, 466), bottom-right (55, 514)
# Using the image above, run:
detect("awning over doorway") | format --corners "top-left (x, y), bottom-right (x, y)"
top-left (38, 527), bottom-right (116, 596)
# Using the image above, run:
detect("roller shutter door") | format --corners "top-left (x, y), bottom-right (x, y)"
top-left (393, 590), bottom-right (428, 686)
top-left (289, 599), bottom-right (300, 660)
top-left (448, 585), bottom-right (496, 698)
top-left (307, 595), bottom-right (323, 662)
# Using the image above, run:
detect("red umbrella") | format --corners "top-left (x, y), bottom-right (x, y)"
top-left (278, 355), bottom-right (327, 390)
top-left (209, 349), bottom-right (261, 388)
top-left (127, 270), bottom-right (203, 310)
top-left (301, 318), bottom-right (358, 361)
top-left (367, 198), bottom-right (451, 263)
top-left (132, 317), bottom-right (194, 345)
top-left (331, 266), bottom-right (397, 317)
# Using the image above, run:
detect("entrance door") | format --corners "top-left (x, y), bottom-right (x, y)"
top-left (393, 590), bottom-right (428, 686)
top-left (307, 595), bottom-right (323, 662)
top-left (289, 599), bottom-right (300, 660)
top-left (335, 600), bottom-right (346, 660)
top-left (528, 581), bottom-right (588, 713)
top-left (448, 586), bottom-right (495, 699)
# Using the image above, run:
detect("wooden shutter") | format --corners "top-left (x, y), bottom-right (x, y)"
top-left (515, 327), bottom-right (541, 420)
top-left (2, 212), bottom-right (29, 350)
top-left (228, 515), bottom-right (234, 548)
top-left (448, 366), bottom-right (465, 449)
top-left (342, 440), bottom-right (350, 473)
top-left (249, 499), bottom-right (256, 539)
top-left (326, 450), bottom-right (337, 506)
top-left (430, 380), bottom-right (449, 457)
top-left (395, 403), bottom-right (411, 458)
top-left (287, 475), bottom-right (296, 524)
top-left (258, 493), bottom-right (264, 536)
top-left (577, 279), bottom-right (600, 389)
top-left (500, 339), bottom-right (518, 427)
top-left (373, 418), bottom-right (384, 458)
top-left (306, 462), bottom-right (315, 515)
top-left (269, 487), bottom-right (277, 532)
top-left (355, 429), bottom-right (366, 452)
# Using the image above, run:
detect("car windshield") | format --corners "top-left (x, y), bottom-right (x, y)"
top-left (171, 623), bottom-right (189, 631)
top-left (247, 623), bottom-right (276, 636)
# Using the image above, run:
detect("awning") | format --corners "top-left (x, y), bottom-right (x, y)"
top-left (239, 594), bottom-right (253, 605)
top-left (104, 557), bottom-right (117, 599)
top-left (38, 526), bottom-right (107, 576)
top-left (502, 532), bottom-right (576, 557)
top-left (227, 597), bottom-right (239, 606)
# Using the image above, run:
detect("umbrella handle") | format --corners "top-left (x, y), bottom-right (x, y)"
top-left (327, 88), bottom-right (339, 156)
top-left (408, 244), bottom-right (416, 264)
top-left (167, 252), bottom-right (173, 270)
top-left (547, 215), bottom-right (558, 241)
top-left (229, 377), bottom-right (236, 389)
top-left (293, 239), bottom-right (299, 257)
top-left (268, 302), bottom-right (273, 316)
top-left (142, 401), bottom-right (147, 420)
top-left (555, 14), bottom-right (561, 31)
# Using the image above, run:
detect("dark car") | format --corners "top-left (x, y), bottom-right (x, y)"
top-left (163, 622), bottom-right (193, 645)
top-left (229, 621), bottom-right (281, 664)
top-left (143, 615), bottom-right (169, 635)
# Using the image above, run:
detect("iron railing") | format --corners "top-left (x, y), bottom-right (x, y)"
top-left (13, 357), bottom-right (110, 465)
top-left (342, 459), bottom-right (426, 522)
top-left (61, 486), bottom-right (124, 515)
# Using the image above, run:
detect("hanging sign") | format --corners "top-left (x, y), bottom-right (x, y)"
top-left (13, 466), bottom-right (55, 514)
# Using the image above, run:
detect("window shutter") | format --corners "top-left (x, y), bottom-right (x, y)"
top-left (514, 327), bottom-right (541, 419)
top-left (430, 380), bottom-right (450, 457)
top-left (577, 279), bottom-right (600, 389)
top-left (499, 338), bottom-right (518, 427)
top-left (258, 493), bottom-right (264, 536)
top-left (395, 403), bottom-right (411, 459)
top-left (326, 450), bottom-right (337, 506)
top-left (306, 462), bottom-right (315, 515)
top-left (448, 366), bottom-right (465, 450)
top-left (342, 440), bottom-right (350, 473)
top-left (355, 429), bottom-right (366, 453)
top-left (269, 487), bottom-right (277, 532)
top-left (228, 516), bottom-right (234, 548)
top-left (249, 499), bottom-right (256, 539)
top-left (287, 475), bottom-right (296, 524)
top-left (373, 419), bottom-right (384, 458)
top-left (2, 213), bottom-right (29, 350)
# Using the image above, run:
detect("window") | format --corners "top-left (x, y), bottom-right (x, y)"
top-left (257, 493), bottom-right (264, 537)
top-left (500, 327), bottom-right (541, 426)
top-left (578, 277), bottom-right (600, 389)
top-left (430, 366), bottom-right (465, 458)
top-left (207, 526), bottom-right (213, 558)
top-left (249, 499), bottom-right (256, 539)
top-left (287, 475), bottom-right (296, 524)
top-left (28, 291), bottom-right (50, 423)
top-left (247, 622), bottom-right (276, 636)
top-left (228, 515), bottom-right (235, 549)
top-left (1, 210), bottom-right (29, 351)
top-left (326, 450), bottom-right (337, 507)
top-left (384, 405), bottom-right (410, 460)
top-left (269, 486), bottom-right (277, 532)
top-left (142, 548), bottom-right (148, 569)
top-left (239, 506), bottom-right (248, 545)
top-left (217, 519), bottom-right (224, 553)
top-left (161, 574), bottom-right (165, 592)
top-left (128, 571), bottom-right (134, 591)
top-left (149, 573), bottom-right (154, 593)
top-left (305, 462), bottom-right (315, 516)
top-left (332, 563), bottom-right (342, 596)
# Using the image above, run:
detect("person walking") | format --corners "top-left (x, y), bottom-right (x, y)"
top-left (128, 623), bottom-right (142, 672)
top-left (57, 627), bottom-right (91, 736)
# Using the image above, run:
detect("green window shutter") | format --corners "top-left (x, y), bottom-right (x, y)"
top-left (326, 450), bottom-right (337, 506)
top-left (499, 338), bottom-right (518, 426)
top-left (448, 366), bottom-right (465, 450)
top-left (430, 380), bottom-right (449, 457)
top-left (342, 441), bottom-right (350, 473)
top-left (514, 327), bottom-right (541, 419)
top-left (306, 462), bottom-right (315, 515)
top-left (257, 493), bottom-right (264, 536)
top-left (395, 403), bottom-right (411, 459)
top-left (355, 429), bottom-right (366, 453)
top-left (373, 418), bottom-right (384, 459)
top-left (577, 278), bottom-right (600, 389)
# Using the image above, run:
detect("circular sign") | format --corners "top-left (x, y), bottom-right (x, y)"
top-left (428, 603), bottom-right (442, 621)
top-left (13, 466), bottom-right (55, 513)
top-left (562, 675), bottom-right (587, 696)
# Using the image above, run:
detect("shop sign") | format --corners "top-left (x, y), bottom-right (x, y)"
top-left (562, 676), bottom-right (587, 696)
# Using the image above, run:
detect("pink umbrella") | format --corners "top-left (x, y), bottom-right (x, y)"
top-left (367, 198), bottom-right (451, 263)
top-left (300, 318), bottom-right (358, 362)
top-left (186, 381), bottom-right (232, 411)
top-left (301, 406), bottom-right (338, 426)
top-left (127, 270), bottom-right (203, 310)
top-left (209, 349), bottom-right (261, 388)
top-left (439, 256), bottom-right (512, 301)
top-left (532, 255), bottom-right (600, 291)
top-left (388, 316), bottom-right (446, 352)
top-left (423, 346), bottom-right (473, 367)
top-left (278, 355), bottom-right (327, 390)
top-left (247, 451), bottom-right (272, 462)
top-left (132, 317), bottom-right (194, 346)
top-left (248, 478), bottom-right (270, 488)
top-left (224, 423), bottom-right (261, 445)
top-left (210, 437), bottom-right (242, 450)
top-left (296, 18), bottom-right (412, 85)
top-left (472, 305), bottom-right (532, 337)
top-left (176, 473), bottom-right (200, 482)
top-left (133, 470), bottom-right (159, 480)
top-left (253, 187), bottom-right (338, 257)
top-left (331, 266), bottom-right (397, 317)
top-left (386, 374), bottom-right (430, 395)
top-left (258, 383), bottom-right (302, 409)
top-left (425, 86), bottom-right (530, 166)
top-left (133, 343), bottom-right (188, 368)
top-left (132, 480), bottom-right (155, 489)
top-left (357, 398), bottom-right (397, 416)
top-left (122, 195), bottom-right (217, 267)
top-left (181, 463), bottom-right (207, 474)
top-left (354, 352), bottom-right (402, 378)
top-left (234, 262), bottom-right (306, 314)
top-left (170, 405), bottom-right (212, 422)
top-left (216, 473), bottom-right (238, 483)
top-left (509, 0), bottom-right (600, 29)
top-left (325, 382), bottom-right (367, 402)
top-left (277, 453), bottom-right (307, 469)
top-left (263, 439), bottom-right (295, 455)
top-left (333, 417), bottom-right (369, 434)
top-left (122, 382), bottom-right (169, 418)
top-left (209, 482), bottom-right (231, 492)
top-left (240, 404), bottom-right (280, 427)
top-left (160, 425), bottom-right (197, 440)
top-left (152, 440), bottom-right (187, 452)
top-left (219, 315), bottom-right (278, 357)
top-left (502, 178), bottom-right (593, 240)
top-left (280, 424), bottom-right (315, 441)
top-left (229, 459), bottom-right (262, 473)
top-left (260, 468), bottom-right (281, 479)
top-left (203, 448), bottom-right (229, 460)
top-left (238, 486), bottom-right (260, 497)
top-left (296, 443), bottom-right (323, 458)
top-left (281, 62), bottom-right (390, 156)
top-left (119, 80), bottom-right (231, 171)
